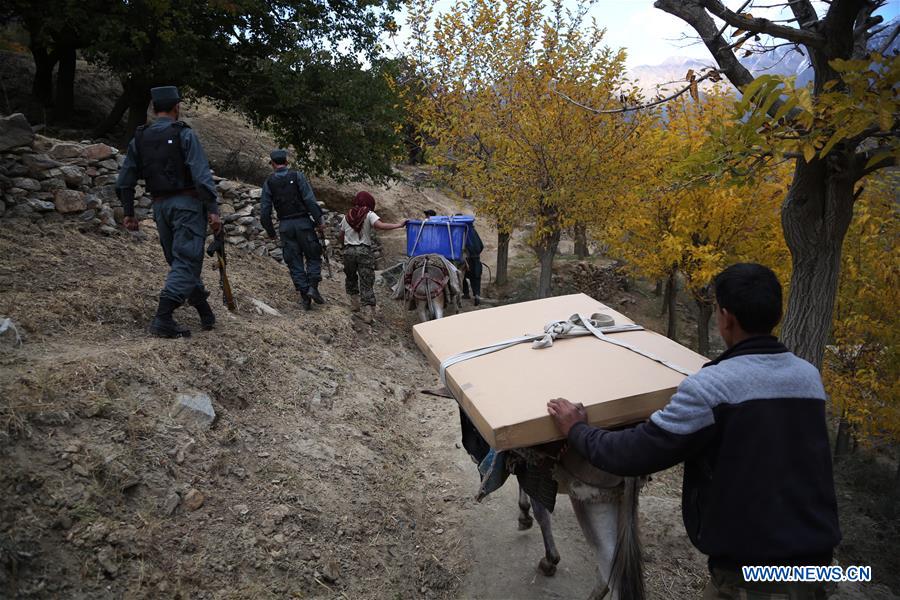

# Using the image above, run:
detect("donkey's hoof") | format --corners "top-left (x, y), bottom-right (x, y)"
top-left (518, 517), bottom-right (533, 530)
top-left (538, 557), bottom-right (558, 577)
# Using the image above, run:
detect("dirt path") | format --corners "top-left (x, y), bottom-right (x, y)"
top-left (415, 393), bottom-right (598, 600)
top-left (409, 378), bottom-right (711, 600)
top-left (374, 178), bottom-right (710, 599)
top-left (3, 178), bottom-right (895, 599)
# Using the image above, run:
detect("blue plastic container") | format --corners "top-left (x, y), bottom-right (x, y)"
top-left (405, 215), bottom-right (475, 259)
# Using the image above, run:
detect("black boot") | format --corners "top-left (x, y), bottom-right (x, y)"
top-left (299, 291), bottom-right (312, 311)
top-left (189, 289), bottom-right (216, 331)
top-left (308, 285), bottom-right (325, 305)
top-left (149, 297), bottom-right (191, 338)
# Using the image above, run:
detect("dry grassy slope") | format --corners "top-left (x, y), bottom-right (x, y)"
top-left (0, 220), bottom-right (463, 599)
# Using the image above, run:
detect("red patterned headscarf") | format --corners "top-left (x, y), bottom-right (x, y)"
top-left (347, 191), bottom-right (376, 233)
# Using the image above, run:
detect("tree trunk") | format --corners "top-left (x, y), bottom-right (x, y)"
top-left (95, 80), bottom-right (151, 141)
top-left (496, 230), bottom-right (510, 286)
top-left (894, 447), bottom-right (900, 501)
top-left (780, 158), bottom-right (856, 369)
top-left (124, 85), bottom-right (151, 142)
top-left (834, 415), bottom-right (853, 460)
top-left (535, 229), bottom-right (561, 299)
top-left (93, 91), bottom-right (130, 138)
top-left (664, 269), bottom-right (678, 340)
top-left (574, 223), bottom-right (589, 259)
top-left (53, 44), bottom-right (77, 122)
top-left (696, 299), bottom-right (713, 356)
top-left (30, 44), bottom-right (57, 105)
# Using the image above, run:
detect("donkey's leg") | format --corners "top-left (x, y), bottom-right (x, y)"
top-left (416, 301), bottom-right (430, 323)
top-left (433, 297), bottom-right (445, 320)
top-left (570, 496), bottom-right (619, 600)
top-left (531, 497), bottom-right (561, 577)
top-left (517, 484), bottom-right (533, 530)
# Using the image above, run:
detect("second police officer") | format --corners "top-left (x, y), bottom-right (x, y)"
top-left (260, 149), bottom-right (327, 310)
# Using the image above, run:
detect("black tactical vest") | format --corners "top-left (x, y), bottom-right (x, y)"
top-left (135, 121), bottom-right (194, 196)
top-left (267, 171), bottom-right (308, 219)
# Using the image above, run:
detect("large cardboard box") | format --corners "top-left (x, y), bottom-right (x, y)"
top-left (412, 293), bottom-right (708, 450)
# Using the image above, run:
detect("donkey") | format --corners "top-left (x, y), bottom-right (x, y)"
top-left (511, 447), bottom-right (645, 600)
top-left (399, 254), bottom-right (463, 322)
top-left (459, 407), bottom-right (645, 600)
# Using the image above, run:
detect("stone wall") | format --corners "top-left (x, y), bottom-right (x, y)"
top-left (0, 113), bottom-right (384, 264)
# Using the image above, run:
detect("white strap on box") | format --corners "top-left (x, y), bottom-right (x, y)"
top-left (438, 312), bottom-right (692, 386)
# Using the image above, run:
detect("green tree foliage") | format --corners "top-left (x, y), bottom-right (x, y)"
top-left (1, 0), bottom-right (101, 119)
top-left (230, 55), bottom-right (406, 181)
top-left (4, 0), bottom-right (404, 180)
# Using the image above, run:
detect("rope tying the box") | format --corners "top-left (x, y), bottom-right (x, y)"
top-left (438, 312), bottom-right (692, 386)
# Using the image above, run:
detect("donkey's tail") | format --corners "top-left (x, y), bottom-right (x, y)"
top-left (610, 476), bottom-right (645, 600)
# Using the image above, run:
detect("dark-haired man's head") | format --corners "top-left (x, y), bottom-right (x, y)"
top-left (713, 263), bottom-right (782, 348)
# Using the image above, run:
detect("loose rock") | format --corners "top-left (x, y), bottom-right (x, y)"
top-left (12, 177), bottom-right (41, 192)
top-left (171, 391), bottom-right (216, 430)
top-left (161, 491), bottom-right (180, 516)
top-left (182, 488), bottom-right (205, 512)
top-left (81, 143), bottom-right (115, 161)
top-left (96, 546), bottom-right (118, 578)
top-left (54, 189), bottom-right (87, 214)
top-left (0, 113), bottom-right (34, 151)
top-left (323, 560), bottom-right (340, 583)
top-left (48, 143), bottom-right (83, 160)
top-left (26, 198), bottom-right (56, 212)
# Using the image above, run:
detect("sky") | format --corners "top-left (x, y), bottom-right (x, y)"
top-left (597, 0), bottom-right (900, 67)
top-left (394, 0), bottom-right (900, 69)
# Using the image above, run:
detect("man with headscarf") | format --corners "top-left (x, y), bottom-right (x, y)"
top-left (116, 85), bottom-right (221, 338)
top-left (260, 149), bottom-right (325, 311)
top-left (338, 191), bottom-right (407, 324)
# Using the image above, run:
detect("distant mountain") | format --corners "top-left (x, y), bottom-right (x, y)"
top-left (630, 56), bottom-right (712, 97)
top-left (630, 18), bottom-right (899, 97)
top-left (629, 48), bottom-right (809, 97)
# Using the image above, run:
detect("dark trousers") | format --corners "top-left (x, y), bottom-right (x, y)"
top-left (280, 219), bottom-right (321, 292)
top-left (703, 568), bottom-right (829, 599)
top-left (153, 195), bottom-right (207, 305)
top-left (343, 244), bottom-right (376, 306)
top-left (463, 255), bottom-right (482, 297)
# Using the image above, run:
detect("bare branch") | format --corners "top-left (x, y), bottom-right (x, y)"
top-left (655, 0), bottom-right (756, 87)
top-left (654, 0), bottom-right (803, 120)
top-left (850, 1), bottom-right (882, 58)
top-left (877, 23), bottom-right (900, 54)
top-left (702, 0), bottom-right (826, 46)
top-left (549, 69), bottom-right (721, 115)
top-left (717, 0), bottom-right (752, 37)
top-left (785, 0), bottom-right (820, 31)
top-left (853, 147), bottom-right (897, 180)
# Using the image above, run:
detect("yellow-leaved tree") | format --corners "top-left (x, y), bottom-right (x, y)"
top-left (655, 0), bottom-right (899, 369)
top-left (406, 0), bottom-right (647, 297)
top-left (606, 89), bottom-right (789, 354)
top-left (823, 172), bottom-right (899, 479)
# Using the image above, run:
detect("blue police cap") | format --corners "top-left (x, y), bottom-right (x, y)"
top-left (270, 149), bottom-right (288, 164)
top-left (150, 86), bottom-right (181, 105)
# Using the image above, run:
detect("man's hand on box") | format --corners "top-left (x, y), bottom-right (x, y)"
top-left (547, 398), bottom-right (587, 437)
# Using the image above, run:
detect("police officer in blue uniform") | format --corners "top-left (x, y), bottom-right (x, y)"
top-left (260, 150), bottom-right (325, 310)
top-left (116, 86), bottom-right (221, 338)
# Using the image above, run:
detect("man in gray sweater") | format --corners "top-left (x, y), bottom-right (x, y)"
top-left (548, 263), bottom-right (840, 599)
